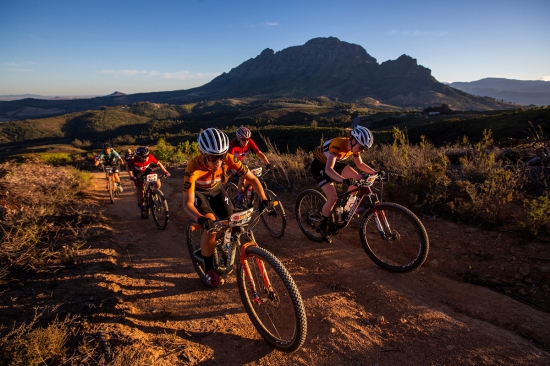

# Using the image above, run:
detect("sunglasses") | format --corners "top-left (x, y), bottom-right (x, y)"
top-left (239, 138), bottom-right (249, 142)
top-left (206, 154), bottom-right (226, 162)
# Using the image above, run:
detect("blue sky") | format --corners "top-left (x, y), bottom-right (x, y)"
top-left (1, 0), bottom-right (549, 96)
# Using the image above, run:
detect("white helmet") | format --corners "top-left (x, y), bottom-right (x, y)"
top-left (350, 125), bottom-right (373, 148)
top-left (198, 128), bottom-right (230, 155)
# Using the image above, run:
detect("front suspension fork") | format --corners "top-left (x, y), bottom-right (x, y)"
top-left (240, 241), bottom-right (272, 305)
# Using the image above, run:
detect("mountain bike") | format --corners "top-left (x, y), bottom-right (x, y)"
top-left (138, 171), bottom-right (169, 230)
top-left (295, 173), bottom-right (429, 273)
top-left (186, 206), bottom-right (307, 352)
top-left (100, 164), bottom-right (121, 204)
top-left (224, 166), bottom-right (286, 238)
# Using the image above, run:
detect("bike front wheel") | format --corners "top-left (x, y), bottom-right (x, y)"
top-left (151, 189), bottom-right (169, 230)
top-left (237, 245), bottom-right (307, 353)
top-left (108, 177), bottom-right (114, 204)
top-left (295, 189), bottom-right (326, 242)
top-left (257, 189), bottom-right (286, 238)
top-left (359, 202), bottom-right (429, 273)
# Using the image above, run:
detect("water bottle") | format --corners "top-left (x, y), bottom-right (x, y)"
top-left (246, 186), bottom-right (252, 203)
top-left (344, 194), bottom-right (357, 212)
top-left (223, 228), bottom-right (232, 250)
top-left (335, 206), bottom-right (344, 223)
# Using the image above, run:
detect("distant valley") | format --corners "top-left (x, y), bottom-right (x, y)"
top-left (449, 78), bottom-right (550, 106)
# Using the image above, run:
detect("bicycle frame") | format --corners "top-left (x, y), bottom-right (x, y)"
top-left (332, 175), bottom-right (383, 230)
top-left (190, 208), bottom-right (274, 305)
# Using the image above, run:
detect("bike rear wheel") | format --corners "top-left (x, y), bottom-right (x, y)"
top-left (108, 177), bottom-right (114, 204)
top-left (359, 202), bottom-right (429, 273)
top-left (186, 220), bottom-right (210, 285)
top-left (256, 190), bottom-right (286, 238)
top-left (237, 246), bottom-right (307, 353)
top-left (151, 189), bottom-right (169, 230)
top-left (295, 189), bottom-right (326, 241)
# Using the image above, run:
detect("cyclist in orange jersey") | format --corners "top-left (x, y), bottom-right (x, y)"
top-left (311, 125), bottom-right (377, 243)
top-left (182, 128), bottom-right (273, 287)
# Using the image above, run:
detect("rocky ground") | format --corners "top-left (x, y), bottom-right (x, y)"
top-left (2, 167), bottom-right (550, 365)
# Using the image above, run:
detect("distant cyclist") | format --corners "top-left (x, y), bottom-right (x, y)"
top-left (127, 146), bottom-right (170, 213)
top-left (228, 126), bottom-right (271, 207)
top-left (182, 128), bottom-right (273, 287)
top-left (311, 125), bottom-right (377, 243)
top-left (94, 143), bottom-right (125, 191)
top-left (124, 148), bottom-right (135, 163)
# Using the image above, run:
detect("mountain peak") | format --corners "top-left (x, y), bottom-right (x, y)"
top-left (107, 91), bottom-right (126, 97)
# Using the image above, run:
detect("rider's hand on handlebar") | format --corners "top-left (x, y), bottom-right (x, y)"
top-left (164, 171), bottom-right (171, 178)
top-left (265, 164), bottom-right (271, 170)
top-left (260, 199), bottom-right (274, 211)
top-left (129, 176), bottom-right (137, 182)
top-left (376, 170), bottom-right (386, 178)
top-left (342, 178), bottom-right (356, 186)
top-left (197, 216), bottom-right (214, 230)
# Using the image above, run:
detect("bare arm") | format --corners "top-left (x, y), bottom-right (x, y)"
top-left (257, 151), bottom-right (270, 166)
top-left (352, 155), bottom-right (377, 175)
top-left (323, 153), bottom-right (345, 182)
top-left (182, 191), bottom-right (202, 219)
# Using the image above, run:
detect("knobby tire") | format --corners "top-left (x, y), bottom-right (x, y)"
top-left (259, 189), bottom-right (287, 238)
top-left (237, 246), bottom-right (307, 353)
top-left (108, 176), bottom-right (114, 204)
top-left (359, 202), bottom-right (429, 273)
top-left (151, 189), bottom-right (169, 230)
top-left (295, 189), bottom-right (327, 242)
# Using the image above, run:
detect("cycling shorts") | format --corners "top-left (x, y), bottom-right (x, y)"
top-left (133, 168), bottom-right (155, 188)
top-left (194, 184), bottom-right (234, 220)
top-left (311, 158), bottom-right (346, 188)
top-left (104, 163), bottom-right (120, 173)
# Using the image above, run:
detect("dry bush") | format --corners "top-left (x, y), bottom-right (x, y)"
top-left (0, 158), bottom-right (96, 279)
top-left (0, 307), bottom-right (72, 366)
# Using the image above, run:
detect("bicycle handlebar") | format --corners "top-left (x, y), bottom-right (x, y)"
top-left (189, 204), bottom-right (277, 233)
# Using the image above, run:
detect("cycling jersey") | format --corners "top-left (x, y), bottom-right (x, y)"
top-left (312, 137), bottom-right (358, 164)
top-left (184, 154), bottom-right (248, 193)
top-left (127, 155), bottom-right (160, 177)
top-left (97, 150), bottom-right (122, 166)
top-left (228, 138), bottom-right (260, 161)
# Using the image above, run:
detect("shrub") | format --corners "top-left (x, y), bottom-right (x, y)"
top-left (519, 192), bottom-right (550, 239)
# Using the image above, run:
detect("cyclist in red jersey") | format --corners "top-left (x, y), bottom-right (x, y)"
top-left (127, 146), bottom-right (170, 213)
top-left (183, 128), bottom-right (273, 287)
top-left (228, 126), bottom-right (271, 207)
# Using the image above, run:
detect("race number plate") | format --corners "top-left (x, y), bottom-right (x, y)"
top-left (229, 208), bottom-right (253, 227)
top-left (250, 167), bottom-right (262, 177)
top-left (146, 173), bottom-right (158, 182)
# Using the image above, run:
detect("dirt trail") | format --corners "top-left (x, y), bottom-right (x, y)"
top-left (18, 168), bottom-right (550, 365)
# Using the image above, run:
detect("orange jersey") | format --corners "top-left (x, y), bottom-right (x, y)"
top-left (183, 154), bottom-right (248, 193)
top-left (313, 137), bottom-right (358, 163)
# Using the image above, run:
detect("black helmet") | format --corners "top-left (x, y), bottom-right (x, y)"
top-left (135, 146), bottom-right (150, 158)
top-left (103, 142), bottom-right (111, 148)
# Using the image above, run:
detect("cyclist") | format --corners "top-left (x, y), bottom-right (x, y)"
top-left (228, 126), bottom-right (271, 207)
top-left (311, 125), bottom-right (377, 243)
top-left (94, 143), bottom-right (125, 192)
top-left (124, 148), bottom-right (135, 163)
top-left (127, 146), bottom-right (171, 213)
top-left (183, 128), bottom-right (273, 287)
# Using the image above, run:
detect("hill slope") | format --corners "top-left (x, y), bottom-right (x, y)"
top-left (0, 38), bottom-right (516, 121)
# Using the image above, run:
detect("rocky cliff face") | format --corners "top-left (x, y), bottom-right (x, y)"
top-left (198, 37), bottom-right (467, 107)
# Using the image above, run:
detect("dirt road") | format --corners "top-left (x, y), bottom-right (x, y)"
top-left (50, 169), bottom-right (550, 364)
